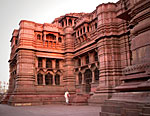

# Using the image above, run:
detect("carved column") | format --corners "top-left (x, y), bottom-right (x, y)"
top-left (92, 71), bottom-right (95, 83)
top-left (53, 74), bottom-right (55, 85)
top-left (63, 26), bottom-right (76, 93)
top-left (43, 73), bottom-right (45, 85)
top-left (81, 72), bottom-right (85, 84)
top-left (43, 58), bottom-right (46, 68)
top-left (52, 59), bottom-right (55, 69)
top-left (76, 73), bottom-right (79, 85)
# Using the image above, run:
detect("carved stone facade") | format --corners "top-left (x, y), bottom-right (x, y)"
top-left (2, 1), bottom-right (150, 114)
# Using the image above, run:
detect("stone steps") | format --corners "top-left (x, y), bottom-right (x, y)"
top-left (100, 100), bottom-right (150, 116)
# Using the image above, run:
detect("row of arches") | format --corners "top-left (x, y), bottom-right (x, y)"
top-left (61, 18), bottom-right (74, 27)
top-left (77, 68), bottom-right (99, 93)
top-left (37, 73), bottom-right (60, 85)
top-left (76, 52), bottom-right (98, 67)
top-left (36, 33), bottom-right (62, 43)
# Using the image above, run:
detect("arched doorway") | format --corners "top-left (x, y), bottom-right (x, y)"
top-left (84, 69), bottom-right (92, 93)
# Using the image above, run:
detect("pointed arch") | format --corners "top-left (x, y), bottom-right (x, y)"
top-left (55, 74), bottom-right (60, 85)
top-left (45, 73), bottom-right (53, 85)
top-left (78, 72), bottom-right (82, 85)
top-left (37, 73), bottom-right (43, 85)
top-left (84, 69), bottom-right (92, 93)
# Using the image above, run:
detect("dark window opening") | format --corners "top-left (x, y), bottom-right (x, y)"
top-left (46, 59), bottom-right (52, 68)
top-left (62, 21), bottom-right (64, 27)
top-left (74, 32), bottom-right (76, 38)
top-left (78, 58), bottom-right (81, 66)
top-left (80, 29), bottom-right (82, 35)
top-left (94, 68), bottom-right (99, 82)
top-left (95, 23), bottom-right (97, 29)
top-left (78, 72), bottom-right (82, 84)
top-left (45, 73), bottom-right (53, 85)
top-left (95, 52), bottom-right (98, 61)
top-left (55, 74), bottom-right (60, 85)
top-left (69, 19), bottom-right (72, 26)
top-left (15, 39), bottom-right (18, 45)
top-left (38, 58), bottom-right (42, 68)
top-left (37, 73), bottom-right (43, 85)
top-left (78, 31), bottom-right (79, 36)
top-left (65, 19), bottom-right (67, 26)
top-left (37, 34), bottom-right (41, 40)
top-left (58, 37), bottom-right (62, 42)
top-left (83, 27), bottom-right (85, 33)
top-left (86, 55), bottom-right (89, 64)
top-left (56, 59), bottom-right (59, 68)
top-left (84, 69), bottom-right (92, 93)
top-left (46, 34), bottom-right (56, 41)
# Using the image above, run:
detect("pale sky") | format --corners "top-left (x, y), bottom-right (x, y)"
top-left (0, 0), bottom-right (118, 83)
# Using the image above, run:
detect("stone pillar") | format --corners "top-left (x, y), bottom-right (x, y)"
top-left (63, 20), bottom-right (66, 27)
top-left (88, 3), bottom-right (121, 105)
top-left (43, 74), bottom-right (45, 85)
top-left (81, 73), bottom-right (85, 84)
top-left (92, 71), bottom-right (95, 83)
top-left (66, 17), bottom-right (69, 27)
top-left (63, 26), bottom-right (76, 93)
top-left (53, 74), bottom-right (55, 85)
top-left (35, 72), bottom-right (37, 85)
top-left (85, 25), bottom-right (87, 32)
top-left (44, 33), bottom-right (46, 40)
top-left (35, 57), bottom-right (38, 68)
top-left (52, 59), bottom-right (55, 69)
top-left (100, 1), bottom-right (150, 116)
top-left (43, 58), bottom-right (46, 68)
top-left (72, 19), bottom-right (75, 26)
top-left (76, 74), bottom-right (79, 85)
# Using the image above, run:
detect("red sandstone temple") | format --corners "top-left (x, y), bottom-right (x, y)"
top-left (2, 0), bottom-right (150, 115)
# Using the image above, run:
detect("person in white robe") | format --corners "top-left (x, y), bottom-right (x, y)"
top-left (64, 91), bottom-right (70, 104)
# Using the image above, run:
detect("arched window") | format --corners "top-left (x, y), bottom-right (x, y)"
top-left (38, 58), bottom-right (42, 68)
top-left (78, 72), bottom-right (82, 84)
top-left (46, 34), bottom-right (56, 41)
top-left (46, 59), bottom-right (52, 68)
top-left (86, 55), bottom-right (89, 64)
top-left (95, 52), bottom-right (98, 61)
top-left (84, 69), bottom-right (92, 93)
top-left (55, 74), bottom-right (60, 85)
top-left (45, 73), bottom-right (53, 85)
top-left (58, 37), bottom-right (62, 43)
top-left (69, 19), bottom-right (72, 26)
top-left (37, 34), bottom-right (41, 40)
top-left (94, 68), bottom-right (99, 82)
top-left (37, 73), bottom-right (43, 85)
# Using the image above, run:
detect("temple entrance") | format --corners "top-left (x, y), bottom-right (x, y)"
top-left (84, 69), bottom-right (92, 93)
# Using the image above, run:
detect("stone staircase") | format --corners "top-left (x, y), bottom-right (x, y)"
top-left (71, 94), bottom-right (90, 105)
top-left (100, 100), bottom-right (150, 116)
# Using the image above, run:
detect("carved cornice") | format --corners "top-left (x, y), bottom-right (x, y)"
top-left (123, 63), bottom-right (150, 75)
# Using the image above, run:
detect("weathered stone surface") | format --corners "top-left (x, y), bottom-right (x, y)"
top-left (1, 0), bottom-right (150, 115)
